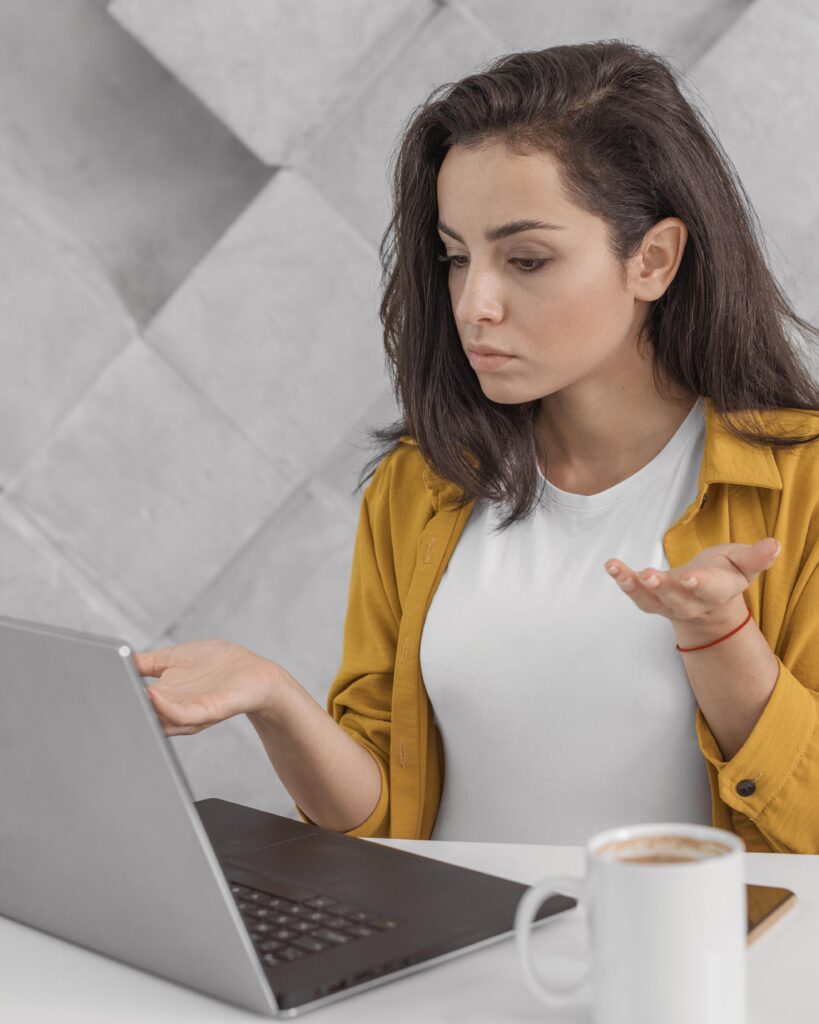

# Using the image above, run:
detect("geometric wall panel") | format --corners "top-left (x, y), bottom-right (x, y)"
top-left (108, 0), bottom-right (435, 165)
top-left (147, 169), bottom-right (387, 488)
top-left (0, 160), bottom-right (134, 484)
top-left (455, 0), bottom-right (755, 69)
top-left (0, 497), bottom-right (142, 644)
top-left (0, 0), bottom-right (272, 324)
top-left (690, 0), bottom-right (819, 334)
top-left (300, 2), bottom-right (503, 251)
top-left (7, 339), bottom-right (284, 639)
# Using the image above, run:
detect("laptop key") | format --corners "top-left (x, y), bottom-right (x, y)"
top-left (278, 946), bottom-right (307, 961)
top-left (261, 953), bottom-right (282, 966)
top-left (293, 936), bottom-right (328, 953)
top-left (261, 896), bottom-right (294, 910)
top-left (304, 895), bottom-right (338, 910)
top-left (322, 915), bottom-right (351, 930)
top-left (345, 924), bottom-right (375, 938)
top-left (339, 909), bottom-right (370, 923)
top-left (280, 903), bottom-right (313, 919)
top-left (301, 910), bottom-right (333, 924)
top-left (329, 903), bottom-right (362, 918)
top-left (269, 913), bottom-right (294, 926)
top-left (291, 920), bottom-right (315, 933)
top-left (312, 928), bottom-right (352, 946)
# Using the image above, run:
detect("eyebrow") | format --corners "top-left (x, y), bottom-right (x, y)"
top-left (437, 218), bottom-right (567, 243)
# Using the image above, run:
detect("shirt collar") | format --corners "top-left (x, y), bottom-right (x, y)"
top-left (699, 397), bottom-right (782, 491)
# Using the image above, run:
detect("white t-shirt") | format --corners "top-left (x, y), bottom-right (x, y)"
top-left (420, 397), bottom-right (712, 844)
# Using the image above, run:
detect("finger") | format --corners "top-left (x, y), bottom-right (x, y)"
top-left (639, 567), bottom-right (753, 622)
top-left (610, 565), bottom-right (695, 617)
top-left (606, 562), bottom-right (647, 595)
top-left (610, 560), bottom-right (717, 608)
top-left (756, 537), bottom-right (781, 565)
top-left (633, 568), bottom-right (705, 615)
top-left (153, 712), bottom-right (204, 737)
top-left (677, 565), bottom-right (751, 606)
top-left (133, 647), bottom-right (178, 678)
top-left (150, 704), bottom-right (206, 736)
top-left (145, 685), bottom-right (218, 728)
top-left (613, 571), bottom-right (664, 613)
top-left (605, 560), bottom-right (631, 584)
top-left (722, 538), bottom-right (780, 583)
top-left (607, 563), bottom-right (657, 607)
top-left (154, 703), bottom-right (214, 736)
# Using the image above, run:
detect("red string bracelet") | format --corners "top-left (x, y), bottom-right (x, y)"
top-left (675, 607), bottom-right (753, 652)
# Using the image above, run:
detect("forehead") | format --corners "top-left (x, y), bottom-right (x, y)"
top-left (437, 142), bottom-right (573, 215)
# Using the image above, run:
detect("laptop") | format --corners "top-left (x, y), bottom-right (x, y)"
top-left (0, 614), bottom-right (575, 1017)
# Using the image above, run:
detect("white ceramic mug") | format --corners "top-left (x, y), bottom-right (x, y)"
top-left (514, 822), bottom-right (747, 1024)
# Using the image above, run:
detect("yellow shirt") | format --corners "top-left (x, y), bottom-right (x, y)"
top-left (296, 397), bottom-right (819, 853)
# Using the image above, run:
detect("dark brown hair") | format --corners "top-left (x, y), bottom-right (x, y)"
top-left (354, 40), bottom-right (819, 531)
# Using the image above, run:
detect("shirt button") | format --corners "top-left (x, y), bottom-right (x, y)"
top-left (736, 779), bottom-right (756, 797)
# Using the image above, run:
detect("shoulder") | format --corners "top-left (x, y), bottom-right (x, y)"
top-left (756, 406), bottom-right (819, 437)
top-left (364, 434), bottom-right (468, 525)
top-left (756, 407), bottom-right (819, 471)
top-left (364, 436), bottom-right (435, 515)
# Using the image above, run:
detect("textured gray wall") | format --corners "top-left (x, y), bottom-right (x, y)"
top-left (2, 0), bottom-right (816, 819)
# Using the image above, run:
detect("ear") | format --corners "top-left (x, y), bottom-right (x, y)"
top-left (630, 217), bottom-right (688, 302)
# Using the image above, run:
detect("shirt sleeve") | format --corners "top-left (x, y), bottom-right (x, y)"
top-left (695, 563), bottom-right (819, 854)
top-left (293, 465), bottom-right (398, 837)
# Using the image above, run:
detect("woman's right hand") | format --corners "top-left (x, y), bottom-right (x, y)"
top-left (132, 639), bottom-right (279, 737)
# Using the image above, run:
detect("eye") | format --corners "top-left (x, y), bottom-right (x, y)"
top-left (437, 253), bottom-right (468, 269)
top-left (511, 258), bottom-right (550, 273)
top-left (436, 253), bottom-right (550, 274)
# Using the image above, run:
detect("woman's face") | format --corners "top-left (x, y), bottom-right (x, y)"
top-left (435, 141), bottom-right (665, 404)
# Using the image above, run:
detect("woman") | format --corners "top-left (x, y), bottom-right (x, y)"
top-left (136, 41), bottom-right (819, 854)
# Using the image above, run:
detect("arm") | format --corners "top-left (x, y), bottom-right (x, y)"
top-left (246, 662), bottom-right (384, 833)
top-left (676, 576), bottom-right (819, 854)
top-left (672, 599), bottom-right (780, 762)
top-left (254, 459), bottom-right (402, 837)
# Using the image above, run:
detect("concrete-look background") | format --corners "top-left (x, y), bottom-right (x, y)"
top-left (2, 0), bottom-right (817, 819)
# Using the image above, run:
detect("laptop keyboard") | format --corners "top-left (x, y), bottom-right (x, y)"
top-left (229, 881), bottom-right (399, 969)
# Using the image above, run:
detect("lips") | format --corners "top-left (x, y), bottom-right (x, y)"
top-left (467, 350), bottom-right (515, 370)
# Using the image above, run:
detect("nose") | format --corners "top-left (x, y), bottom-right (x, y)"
top-left (452, 263), bottom-right (504, 325)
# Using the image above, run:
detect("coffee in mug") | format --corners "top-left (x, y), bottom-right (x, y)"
top-left (514, 822), bottom-right (746, 1024)
top-left (598, 832), bottom-right (733, 863)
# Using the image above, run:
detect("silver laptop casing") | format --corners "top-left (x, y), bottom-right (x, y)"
top-left (0, 614), bottom-right (280, 1017)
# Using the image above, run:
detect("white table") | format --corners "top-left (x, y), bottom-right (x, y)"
top-left (2, 839), bottom-right (814, 1023)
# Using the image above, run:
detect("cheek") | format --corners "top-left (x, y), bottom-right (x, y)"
top-left (531, 261), bottom-right (630, 336)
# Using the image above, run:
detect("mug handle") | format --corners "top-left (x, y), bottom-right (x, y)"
top-left (514, 875), bottom-right (590, 1007)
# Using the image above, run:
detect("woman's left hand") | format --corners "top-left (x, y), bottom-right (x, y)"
top-left (604, 537), bottom-right (781, 625)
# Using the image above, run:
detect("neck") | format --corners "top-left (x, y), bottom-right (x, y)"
top-left (534, 388), bottom-right (699, 494)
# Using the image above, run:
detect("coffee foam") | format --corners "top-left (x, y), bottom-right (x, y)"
top-left (596, 833), bottom-right (732, 864)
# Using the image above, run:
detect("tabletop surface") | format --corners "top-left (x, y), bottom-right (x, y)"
top-left (2, 838), bottom-right (816, 1023)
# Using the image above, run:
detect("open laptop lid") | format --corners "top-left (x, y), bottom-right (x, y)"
top-left (0, 614), bottom-right (279, 1018)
